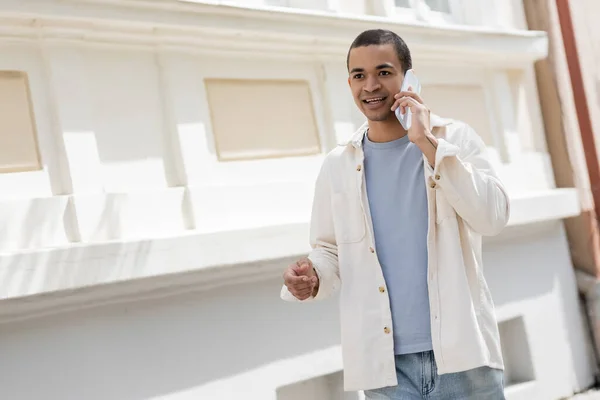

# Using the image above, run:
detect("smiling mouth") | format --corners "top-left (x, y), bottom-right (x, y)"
top-left (363, 97), bottom-right (387, 105)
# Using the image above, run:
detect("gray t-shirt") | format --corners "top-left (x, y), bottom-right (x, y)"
top-left (363, 133), bottom-right (432, 354)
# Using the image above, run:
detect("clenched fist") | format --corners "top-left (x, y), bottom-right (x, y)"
top-left (283, 258), bottom-right (319, 300)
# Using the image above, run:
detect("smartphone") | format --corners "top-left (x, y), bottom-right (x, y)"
top-left (395, 69), bottom-right (421, 130)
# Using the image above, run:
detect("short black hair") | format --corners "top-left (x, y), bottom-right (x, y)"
top-left (346, 29), bottom-right (412, 73)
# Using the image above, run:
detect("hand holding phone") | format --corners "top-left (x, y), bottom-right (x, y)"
top-left (395, 69), bottom-right (421, 130)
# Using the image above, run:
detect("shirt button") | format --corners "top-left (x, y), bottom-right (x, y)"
top-left (369, 247), bottom-right (375, 253)
top-left (384, 327), bottom-right (391, 334)
top-left (379, 286), bottom-right (385, 293)
top-left (356, 165), bottom-right (362, 171)
top-left (435, 174), bottom-right (441, 180)
top-left (430, 182), bottom-right (436, 189)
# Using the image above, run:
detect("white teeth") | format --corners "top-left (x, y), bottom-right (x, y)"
top-left (365, 98), bottom-right (383, 103)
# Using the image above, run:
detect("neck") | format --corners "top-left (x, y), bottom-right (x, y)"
top-left (367, 117), bottom-right (407, 143)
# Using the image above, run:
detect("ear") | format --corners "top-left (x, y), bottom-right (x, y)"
top-left (347, 77), bottom-right (351, 87)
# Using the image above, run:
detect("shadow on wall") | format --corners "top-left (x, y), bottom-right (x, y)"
top-left (483, 220), bottom-right (597, 395)
top-left (0, 278), bottom-right (343, 400)
top-left (0, 234), bottom-right (153, 303)
top-left (85, 50), bottom-right (168, 166)
top-left (277, 371), bottom-right (361, 400)
top-left (55, 48), bottom-right (195, 191)
top-left (0, 197), bottom-right (71, 251)
top-left (482, 222), bottom-right (559, 307)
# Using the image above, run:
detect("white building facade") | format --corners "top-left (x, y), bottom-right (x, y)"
top-left (0, 0), bottom-right (596, 399)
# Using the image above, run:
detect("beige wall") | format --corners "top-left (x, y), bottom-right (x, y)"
top-left (0, 71), bottom-right (41, 173)
top-left (569, 0), bottom-right (600, 166)
top-left (204, 79), bottom-right (321, 161)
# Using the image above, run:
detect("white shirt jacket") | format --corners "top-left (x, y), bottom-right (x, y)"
top-left (281, 117), bottom-right (510, 391)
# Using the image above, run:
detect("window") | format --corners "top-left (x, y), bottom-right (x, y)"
top-left (424, 0), bottom-right (451, 13)
top-left (204, 79), bottom-right (321, 161)
top-left (394, 0), bottom-right (411, 7)
top-left (498, 317), bottom-right (535, 386)
top-left (0, 71), bottom-right (42, 173)
top-left (264, 0), bottom-right (332, 11)
top-left (394, 0), bottom-right (461, 24)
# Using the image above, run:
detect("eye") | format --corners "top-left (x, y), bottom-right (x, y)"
top-left (352, 73), bottom-right (364, 79)
top-left (379, 70), bottom-right (391, 76)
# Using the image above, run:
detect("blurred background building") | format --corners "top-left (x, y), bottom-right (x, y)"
top-left (0, 0), bottom-right (599, 399)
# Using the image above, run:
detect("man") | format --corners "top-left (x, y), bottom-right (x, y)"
top-left (281, 29), bottom-right (509, 399)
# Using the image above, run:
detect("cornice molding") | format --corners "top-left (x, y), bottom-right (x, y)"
top-left (0, 188), bottom-right (580, 324)
top-left (0, 0), bottom-right (548, 65)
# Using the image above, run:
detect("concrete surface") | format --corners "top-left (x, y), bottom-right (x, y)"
top-left (569, 388), bottom-right (600, 399)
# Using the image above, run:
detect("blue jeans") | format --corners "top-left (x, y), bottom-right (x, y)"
top-left (364, 351), bottom-right (505, 399)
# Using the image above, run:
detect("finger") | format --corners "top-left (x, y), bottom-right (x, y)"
top-left (283, 268), bottom-right (299, 282)
top-left (299, 275), bottom-right (318, 284)
top-left (293, 285), bottom-right (314, 295)
top-left (295, 258), bottom-right (309, 269)
top-left (399, 91), bottom-right (424, 105)
top-left (394, 91), bottom-right (418, 100)
top-left (296, 257), bottom-right (312, 266)
top-left (394, 91), bottom-right (424, 104)
top-left (298, 263), bottom-right (311, 275)
top-left (288, 281), bottom-right (314, 291)
top-left (400, 97), bottom-right (419, 113)
top-left (285, 264), bottom-right (301, 277)
top-left (294, 259), bottom-right (313, 276)
top-left (291, 283), bottom-right (313, 294)
top-left (391, 96), bottom-right (417, 112)
top-left (285, 274), bottom-right (310, 285)
top-left (391, 98), bottom-right (405, 112)
top-left (288, 274), bottom-right (317, 287)
top-left (293, 289), bottom-right (314, 300)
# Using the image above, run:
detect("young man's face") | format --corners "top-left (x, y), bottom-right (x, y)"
top-left (347, 44), bottom-right (405, 122)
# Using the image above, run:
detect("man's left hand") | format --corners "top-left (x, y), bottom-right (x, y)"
top-left (391, 89), bottom-right (438, 165)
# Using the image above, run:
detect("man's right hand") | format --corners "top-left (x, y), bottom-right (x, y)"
top-left (283, 258), bottom-right (319, 300)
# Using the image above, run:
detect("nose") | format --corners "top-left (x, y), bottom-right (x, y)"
top-left (364, 75), bottom-right (381, 93)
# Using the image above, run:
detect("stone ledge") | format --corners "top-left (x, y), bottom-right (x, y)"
top-left (0, 188), bottom-right (580, 323)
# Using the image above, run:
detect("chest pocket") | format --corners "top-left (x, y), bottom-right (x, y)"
top-left (435, 190), bottom-right (456, 224)
top-left (331, 192), bottom-right (366, 243)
